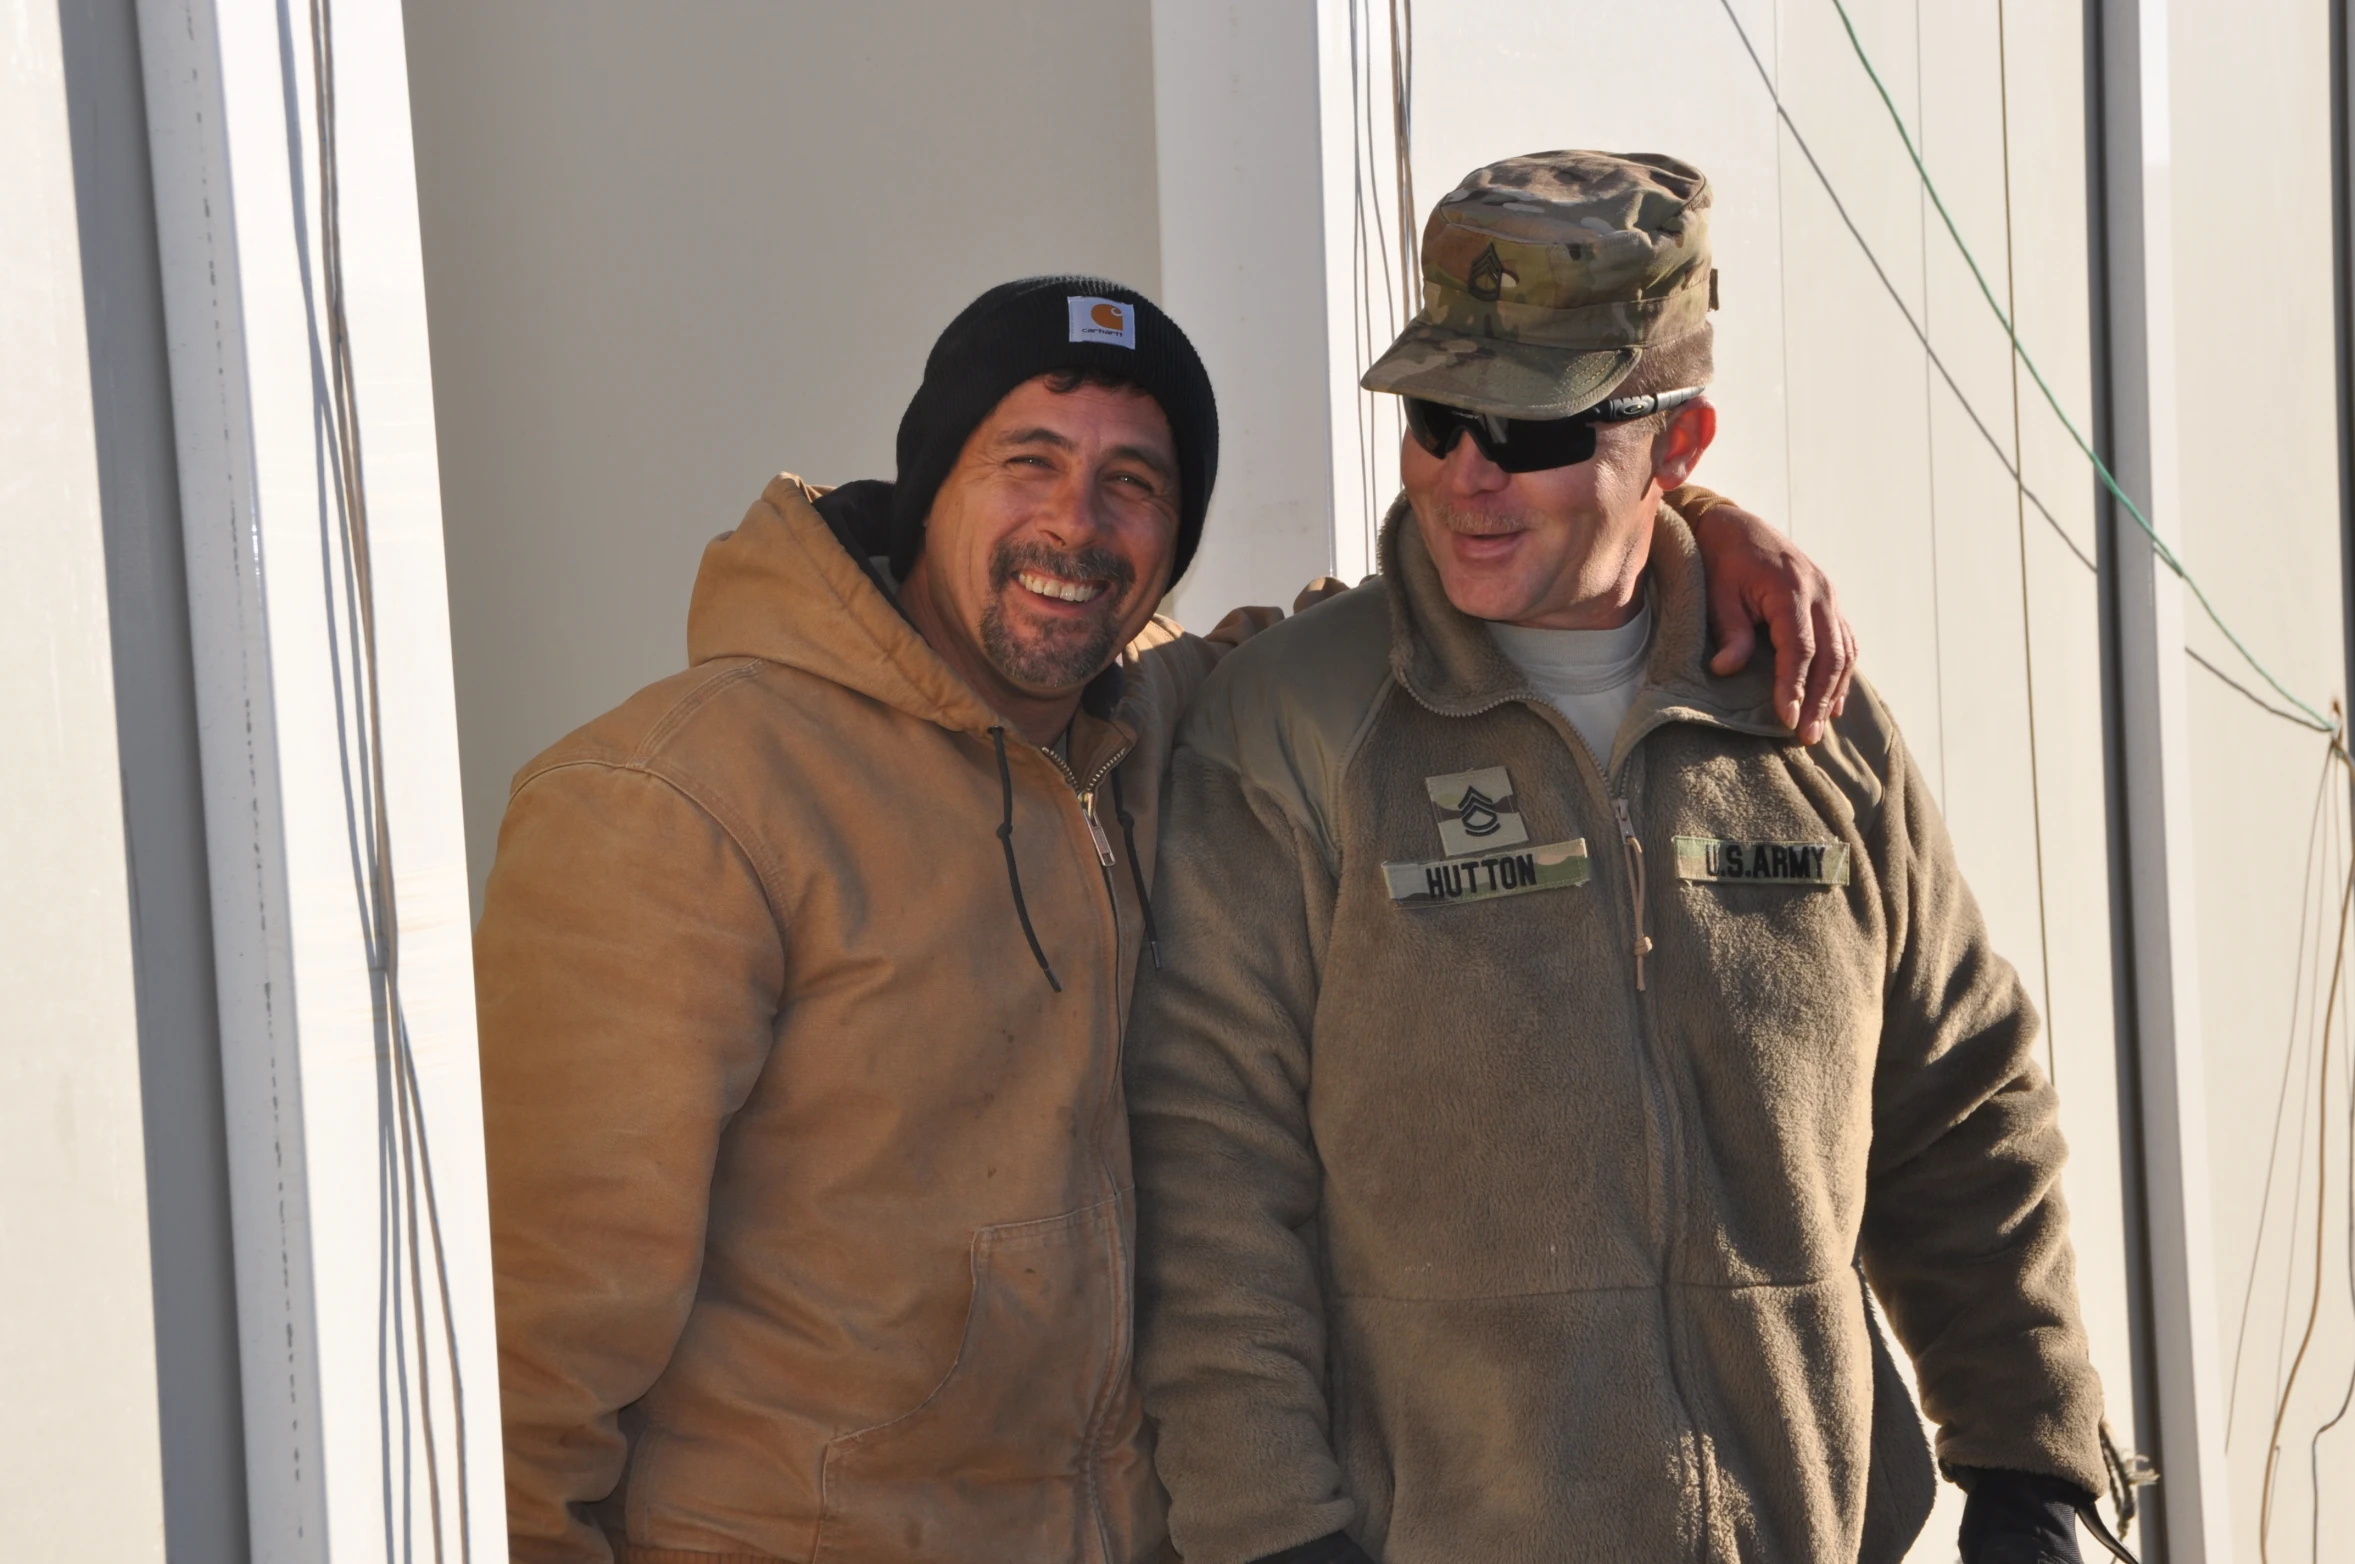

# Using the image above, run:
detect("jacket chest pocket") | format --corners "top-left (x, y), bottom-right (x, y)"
top-left (1653, 813), bottom-right (1882, 1275)
top-left (1656, 818), bottom-right (1874, 1039)
top-left (812, 1197), bottom-right (1150, 1564)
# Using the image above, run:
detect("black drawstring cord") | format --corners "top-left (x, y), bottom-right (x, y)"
top-left (990, 727), bottom-right (1061, 991)
top-left (1109, 768), bottom-right (1162, 970)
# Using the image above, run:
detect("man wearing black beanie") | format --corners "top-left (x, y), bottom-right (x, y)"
top-left (475, 272), bottom-right (1860, 1564)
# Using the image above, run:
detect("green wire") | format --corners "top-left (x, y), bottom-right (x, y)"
top-left (1824, 0), bottom-right (2336, 734)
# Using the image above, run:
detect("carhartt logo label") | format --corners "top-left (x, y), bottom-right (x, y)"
top-left (1068, 295), bottom-right (1137, 348)
top-left (1673, 836), bottom-right (1851, 888)
top-left (1425, 766), bottom-right (1528, 857)
top-left (1385, 839), bottom-right (1590, 908)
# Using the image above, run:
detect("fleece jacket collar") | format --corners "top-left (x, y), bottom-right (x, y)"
top-left (1380, 493), bottom-right (1794, 775)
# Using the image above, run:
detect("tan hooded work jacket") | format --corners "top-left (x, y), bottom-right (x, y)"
top-left (1126, 505), bottom-right (2109, 1564)
top-left (478, 475), bottom-right (1264, 1564)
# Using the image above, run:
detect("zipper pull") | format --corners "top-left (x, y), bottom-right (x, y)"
top-left (1080, 791), bottom-right (1117, 867)
top-left (1613, 797), bottom-right (1654, 991)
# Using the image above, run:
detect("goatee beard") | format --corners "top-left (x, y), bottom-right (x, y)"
top-left (979, 539), bottom-right (1136, 691)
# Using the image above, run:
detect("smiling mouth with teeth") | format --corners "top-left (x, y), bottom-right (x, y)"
top-left (1017, 570), bottom-right (1106, 605)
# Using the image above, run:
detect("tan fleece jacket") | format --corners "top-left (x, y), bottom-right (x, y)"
top-left (1126, 504), bottom-right (2107, 1564)
top-left (477, 475), bottom-right (1267, 1564)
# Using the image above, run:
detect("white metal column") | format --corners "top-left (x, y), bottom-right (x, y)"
top-left (2100, 1), bottom-right (2232, 1558)
top-left (1152, 0), bottom-right (1370, 626)
top-left (134, 0), bottom-right (505, 1556)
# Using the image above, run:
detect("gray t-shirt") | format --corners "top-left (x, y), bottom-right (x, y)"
top-left (1486, 601), bottom-right (1654, 769)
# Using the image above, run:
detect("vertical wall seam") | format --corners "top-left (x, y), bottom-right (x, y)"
top-left (2082, 0), bottom-right (2167, 1550)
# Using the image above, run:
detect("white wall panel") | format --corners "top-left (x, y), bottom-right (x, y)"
top-left (2168, 0), bottom-right (2355, 1555)
top-left (0, 0), bottom-right (170, 1552)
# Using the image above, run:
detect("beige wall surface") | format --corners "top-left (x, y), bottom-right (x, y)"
top-left (2168, 0), bottom-right (2355, 1555)
top-left (404, 0), bottom-right (1163, 911)
top-left (0, 0), bottom-right (168, 1551)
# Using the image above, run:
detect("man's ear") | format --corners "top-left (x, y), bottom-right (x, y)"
top-left (1653, 398), bottom-right (1717, 490)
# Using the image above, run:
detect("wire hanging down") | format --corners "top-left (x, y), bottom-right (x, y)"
top-left (1710, 0), bottom-right (2094, 588)
top-left (1345, 0), bottom-right (1415, 571)
top-left (2259, 725), bottom-right (2355, 1564)
top-left (1814, 0), bottom-right (2336, 734)
top-left (298, 0), bottom-right (472, 1556)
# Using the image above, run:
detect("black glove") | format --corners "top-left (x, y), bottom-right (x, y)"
top-left (1957, 1467), bottom-right (2095, 1564)
top-left (1251, 1533), bottom-right (1377, 1564)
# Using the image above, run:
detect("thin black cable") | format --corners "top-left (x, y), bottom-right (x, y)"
top-left (2267, 823), bottom-right (2327, 1465)
top-left (1348, 0), bottom-right (1376, 566)
top-left (1908, 1), bottom-right (1951, 805)
top-left (2188, 648), bottom-right (2342, 735)
top-left (2227, 744), bottom-right (2336, 1444)
top-left (2262, 733), bottom-right (2355, 1562)
top-left (1993, 0), bottom-right (2059, 1089)
top-left (1357, 0), bottom-right (1396, 358)
top-left (305, 0), bottom-right (471, 1554)
top-left (2313, 817), bottom-right (2355, 1562)
top-left (1388, 0), bottom-right (1417, 325)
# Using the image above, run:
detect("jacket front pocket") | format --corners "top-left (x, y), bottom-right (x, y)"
top-left (813, 1198), bottom-right (1125, 1564)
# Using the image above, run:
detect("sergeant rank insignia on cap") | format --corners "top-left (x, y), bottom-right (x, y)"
top-left (1673, 836), bottom-right (1851, 887)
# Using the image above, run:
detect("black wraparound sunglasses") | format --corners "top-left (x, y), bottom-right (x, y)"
top-left (1402, 386), bottom-right (1706, 473)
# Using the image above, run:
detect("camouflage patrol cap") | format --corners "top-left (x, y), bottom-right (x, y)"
top-left (1362, 150), bottom-right (1715, 418)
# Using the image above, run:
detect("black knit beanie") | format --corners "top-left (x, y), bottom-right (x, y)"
top-left (889, 276), bottom-right (1219, 583)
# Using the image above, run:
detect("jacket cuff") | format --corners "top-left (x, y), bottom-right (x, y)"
top-left (1251, 1532), bottom-right (1378, 1564)
top-left (1955, 1467), bottom-right (2095, 1564)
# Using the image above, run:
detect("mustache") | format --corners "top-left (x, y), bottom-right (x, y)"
top-left (989, 539), bottom-right (1136, 600)
top-left (1426, 500), bottom-right (1536, 537)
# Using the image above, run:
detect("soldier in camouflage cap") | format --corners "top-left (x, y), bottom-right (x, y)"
top-left (1363, 150), bottom-right (1714, 418)
top-left (1128, 150), bottom-right (2120, 1564)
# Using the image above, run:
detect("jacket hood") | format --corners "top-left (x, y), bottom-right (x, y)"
top-left (687, 473), bottom-right (1007, 738)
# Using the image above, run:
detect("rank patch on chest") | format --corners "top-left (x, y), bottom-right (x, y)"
top-left (1673, 836), bottom-right (1851, 887)
top-left (1424, 765), bottom-right (1529, 857)
top-left (1384, 839), bottom-right (1589, 908)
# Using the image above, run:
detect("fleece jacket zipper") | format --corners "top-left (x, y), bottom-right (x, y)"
top-left (1585, 722), bottom-right (1710, 1560)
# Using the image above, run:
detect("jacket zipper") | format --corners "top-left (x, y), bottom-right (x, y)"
top-left (1038, 739), bottom-right (1137, 1560)
top-left (1042, 745), bottom-right (1132, 905)
top-left (1406, 682), bottom-right (1703, 1546)
top-left (1603, 760), bottom-right (1706, 1556)
top-left (1079, 791), bottom-right (1117, 868)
